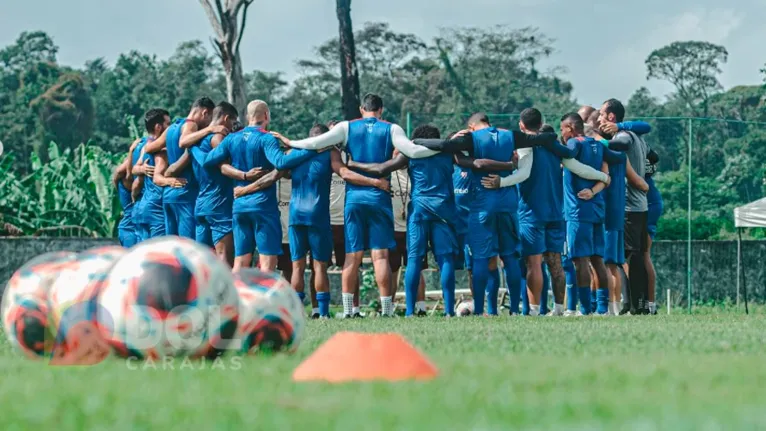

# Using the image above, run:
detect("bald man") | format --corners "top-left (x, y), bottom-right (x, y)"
top-left (204, 100), bottom-right (317, 272)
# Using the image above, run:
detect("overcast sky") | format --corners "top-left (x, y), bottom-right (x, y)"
top-left (2, 0), bottom-right (764, 107)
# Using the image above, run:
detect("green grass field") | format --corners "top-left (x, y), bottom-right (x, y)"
top-left (0, 309), bottom-right (764, 430)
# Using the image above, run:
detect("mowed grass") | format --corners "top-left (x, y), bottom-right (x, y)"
top-left (0, 309), bottom-right (765, 430)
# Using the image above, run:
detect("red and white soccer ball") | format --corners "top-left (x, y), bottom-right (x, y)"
top-left (1, 251), bottom-right (78, 359)
top-left (47, 246), bottom-right (126, 365)
top-left (97, 237), bottom-right (238, 359)
top-left (233, 268), bottom-right (306, 355)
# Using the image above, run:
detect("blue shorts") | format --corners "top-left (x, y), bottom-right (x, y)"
top-left (344, 203), bottom-right (395, 253)
top-left (604, 230), bottom-right (625, 265)
top-left (468, 211), bottom-right (520, 260)
top-left (163, 202), bottom-right (196, 239)
top-left (455, 233), bottom-right (472, 271)
top-left (136, 219), bottom-right (166, 242)
top-left (233, 211), bottom-right (282, 257)
top-left (566, 221), bottom-right (605, 259)
top-left (289, 224), bottom-right (332, 262)
top-left (118, 227), bottom-right (139, 248)
top-left (407, 219), bottom-right (458, 259)
top-left (196, 214), bottom-right (233, 247)
top-left (519, 220), bottom-right (566, 257)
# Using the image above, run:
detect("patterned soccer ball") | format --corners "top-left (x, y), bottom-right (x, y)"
top-left (47, 246), bottom-right (126, 365)
top-left (1, 251), bottom-right (78, 359)
top-left (97, 237), bottom-right (238, 359)
top-left (233, 268), bottom-right (306, 355)
top-left (456, 301), bottom-right (474, 317)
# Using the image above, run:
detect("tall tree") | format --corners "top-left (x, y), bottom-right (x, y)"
top-left (199, 0), bottom-right (253, 118)
top-left (645, 41), bottom-right (728, 117)
top-left (336, 0), bottom-right (361, 120)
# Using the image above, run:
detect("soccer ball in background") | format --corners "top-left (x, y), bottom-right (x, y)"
top-left (1, 251), bottom-right (78, 359)
top-left (97, 237), bottom-right (238, 359)
top-left (233, 268), bottom-right (306, 355)
top-left (47, 246), bottom-right (126, 365)
top-left (456, 301), bottom-right (474, 317)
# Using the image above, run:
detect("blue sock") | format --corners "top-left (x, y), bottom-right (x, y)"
top-left (486, 267), bottom-right (500, 315)
top-left (596, 287), bottom-right (609, 314)
top-left (437, 255), bottom-right (456, 316)
top-left (521, 278), bottom-right (529, 315)
top-left (566, 285), bottom-right (578, 311)
top-left (540, 263), bottom-right (550, 315)
top-left (317, 292), bottom-right (331, 317)
top-left (590, 290), bottom-right (597, 314)
top-left (578, 286), bottom-right (592, 315)
top-left (403, 256), bottom-right (424, 316)
top-left (501, 255), bottom-right (521, 315)
top-left (298, 292), bottom-right (306, 303)
top-left (472, 258), bottom-right (489, 315)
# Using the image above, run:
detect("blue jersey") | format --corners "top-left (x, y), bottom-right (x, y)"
top-left (599, 139), bottom-right (627, 231)
top-left (563, 137), bottom-right (606, 223)
top-left (452, 165), bottom-right (472, 219)
top-left (163, 118), bottom-right (198, 203)
top-left (289, 151), bottom-right (332, 227)
top-left (131, 138), bottom-right (147, 203)
top-left (345, 118), bottom-right (394, 207)
top-left (191, 134), bottom-right (233, 217)
top-left (470, 128), bottom-right (517, 214)
top-left (203, 126), bottom-right (315, 214)
top-left (117, 180), bottom-right (134, 230)
top-left (135, 142), bottom-right (164, 224)
top-left (518, 146), bottom-right (564, 224)
top-left (408, 153), bottom-right (460, 225)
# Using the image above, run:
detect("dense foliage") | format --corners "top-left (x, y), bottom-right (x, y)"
top-left (0, 26), bottom-right (764, 239)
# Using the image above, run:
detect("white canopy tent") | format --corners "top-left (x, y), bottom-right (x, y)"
top-left (734, 197), bottom-right (766, 313)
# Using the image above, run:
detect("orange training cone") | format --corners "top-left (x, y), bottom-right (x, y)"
top-left (292, 332), bottom-right (439, 382)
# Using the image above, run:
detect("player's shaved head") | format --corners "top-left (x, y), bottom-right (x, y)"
top-left (578, 106), bottom-right (595, 122)
top-left (412, 124), bottom-right (441, 140)
top-left (467, 112), bottom-right (491, 128)
top-left (213, 102), bottom-right (238, 122)
top-left (539, 124), bottom-right (555, 134)
top-left (247, 100), bottom-right (270, 125)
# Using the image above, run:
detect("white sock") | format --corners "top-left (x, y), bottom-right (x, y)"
top-left (312, 307), bottom-right (319, 315)
top-left (554, 303), bottom-right (564, 314)
top-left (648, 302), bottom-right (656, 313)
top-left (381, 296), bottom-right (393, 316)
top-left (610, 302), bottom-right (620, 315)
top-left (342, 293), bottom-right (354, 316)
top-left (416, 301), bottom-right (426, 312)
top-left (529, 304), bottom-right (540, 316)
top-left (352, 306), bottom-right (360, 315)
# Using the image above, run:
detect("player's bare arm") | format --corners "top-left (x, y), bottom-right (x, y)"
top-left (330, 149), bottom-right (389, 192)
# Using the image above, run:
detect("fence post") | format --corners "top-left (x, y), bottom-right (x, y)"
top-left (406, 112), bottom-right (412, 138)
top-left (687, 118), bottom-right (693, 313)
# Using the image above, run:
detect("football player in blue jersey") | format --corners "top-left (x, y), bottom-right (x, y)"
top-left (271, 94), bottom-right (439, 317)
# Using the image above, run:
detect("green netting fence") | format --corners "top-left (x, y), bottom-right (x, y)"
top-left (405, 113), bottom-right (766, 311)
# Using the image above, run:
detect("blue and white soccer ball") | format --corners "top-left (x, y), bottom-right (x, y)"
top-left (233, 268), bottom-right (306, 355)
top-left (97, 237), bottom-right (238, 359)
top-left (1, 251), bottom-right (78, 359)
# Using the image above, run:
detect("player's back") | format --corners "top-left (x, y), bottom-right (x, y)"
top-left (471, 127), bottom-right (517, 213)
top-left (453, 165), bottom-right (472, 218)
top-left (229, 126), bottom-right (278, 213)
top-left (345, 118), bottom-right (394, 207)
top-left (599, 139), bottom-right (627, 231)
top-left (563, 137), bottom-right (605, 223)
top-left (192, 134), bottom-right (233, 217)
top-left (131, 138), bottom-right (147, 204)
top-left (117, 179), bottom-right (134, 230)
top-left (164, 118), bottom-right (197, 202)
top-left (290, 151), bottom-right (332, 226)
top-left (518, 146), bottom-right (564, 223)
top-left (408, 153), bottom-right (456, 221)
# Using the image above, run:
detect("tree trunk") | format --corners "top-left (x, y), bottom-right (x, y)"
top-left (224, 52), bottom-right (247, 121)
top-left (336, 0), bottom-right (360, 121)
